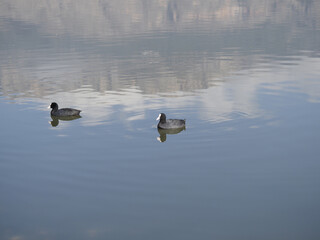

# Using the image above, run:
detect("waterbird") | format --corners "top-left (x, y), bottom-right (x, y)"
top-left (156, 113), bottom-right (186, 129)
top-left (48, 102), bottom-right (81, 117)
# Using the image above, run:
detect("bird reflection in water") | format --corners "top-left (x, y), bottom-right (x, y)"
top-left (49, 115), bottom-right (81, 127)
top-left (157, 127), bottom-right (185, 142)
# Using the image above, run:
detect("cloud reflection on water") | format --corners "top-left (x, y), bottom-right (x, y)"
top-left (36, 55), bottom-right (320, 128)
top-left (1, 1), bottom-right (320, 239)
top-left (0, 0), bottom-right (320, 128)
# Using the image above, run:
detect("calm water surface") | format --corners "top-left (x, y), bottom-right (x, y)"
top-left (1, 0), bottom-right (320, 239)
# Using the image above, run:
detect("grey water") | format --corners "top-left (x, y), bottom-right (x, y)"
top-left (1, 0), bottom-right (320, 239)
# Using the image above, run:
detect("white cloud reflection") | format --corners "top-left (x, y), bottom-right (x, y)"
top-left (39, 56), bottom-right (320, 128)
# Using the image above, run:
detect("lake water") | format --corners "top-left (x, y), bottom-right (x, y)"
top-left (1, 0), bottom-right (320, 239)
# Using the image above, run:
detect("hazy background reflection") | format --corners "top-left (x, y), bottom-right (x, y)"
top-left (1, 0), bottom-right (319, 115)
top-left (1, 0), bottom-right (320, 240)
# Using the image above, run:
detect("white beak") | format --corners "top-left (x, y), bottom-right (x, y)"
top-left (156, 113), bottom-right (161, 121)
top-left (47, 105), bottom-right (51, 109)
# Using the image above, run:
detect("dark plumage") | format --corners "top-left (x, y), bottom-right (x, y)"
top-left (48, 102), bottom-right (81, 117)
top-left (156, 113), bottom-right (186, 129)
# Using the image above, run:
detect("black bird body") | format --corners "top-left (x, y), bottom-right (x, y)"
top-left (156, 113), bottom-right (185, 129)
top-left (49, 102), bottom-right (81, 117)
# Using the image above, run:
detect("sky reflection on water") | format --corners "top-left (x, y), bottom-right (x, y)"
top-left (25, 54), bottom-right (319, 128)
top-left (1, 1), bottom-right (320, 240)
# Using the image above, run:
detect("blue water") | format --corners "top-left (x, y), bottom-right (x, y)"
top-left (1, 1), bottom-right (320, 239)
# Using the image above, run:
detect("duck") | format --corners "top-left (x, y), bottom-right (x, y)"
top-left (48, 102), bottom-right (81, 117)
top-left (156, 113), bottom-right (186, 129)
